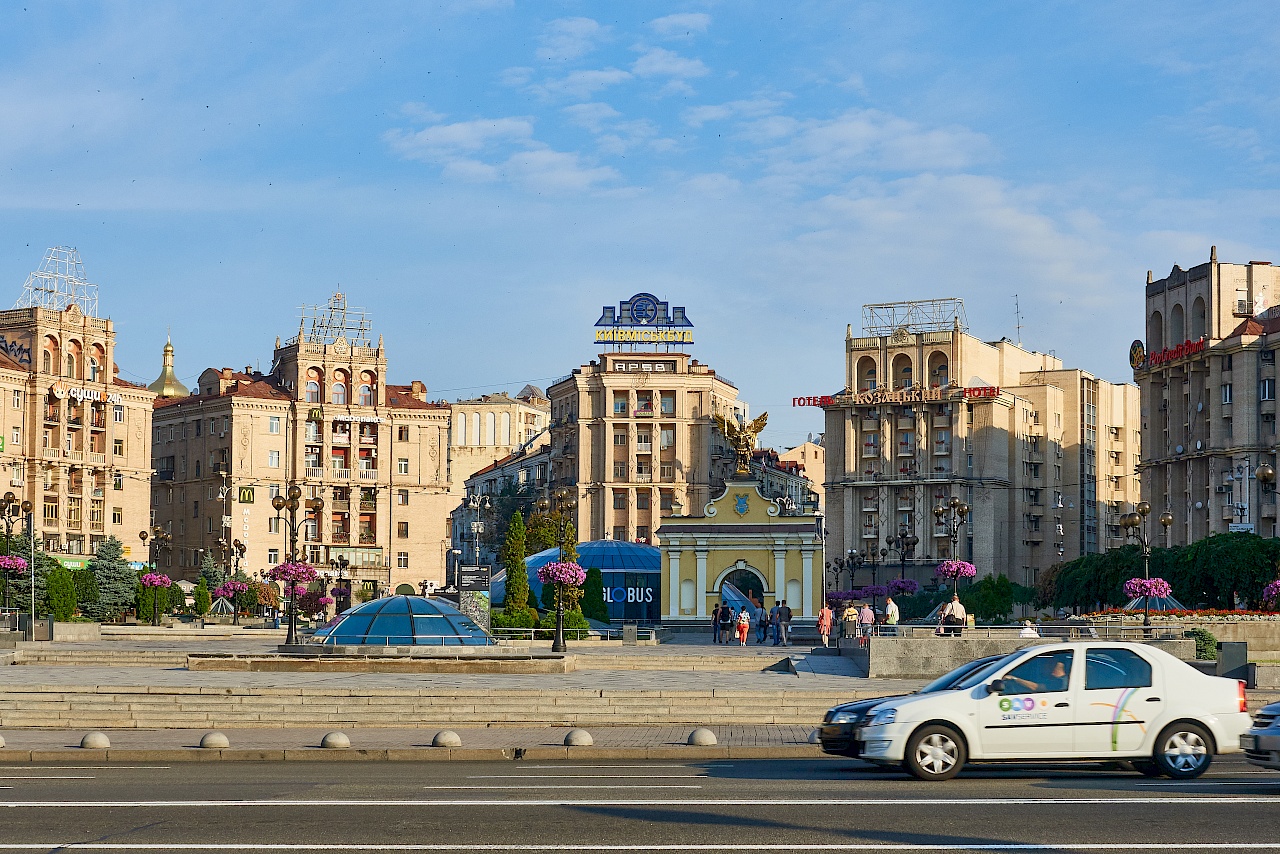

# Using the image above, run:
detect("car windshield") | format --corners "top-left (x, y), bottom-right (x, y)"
top-left (953, 651), bottom-right (1027, 690)
top-left (917, 656), bottom-right (1002, 694)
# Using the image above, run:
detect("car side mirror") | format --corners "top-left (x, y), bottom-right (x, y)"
top-left (988, 679), bottom-right (1005, 695)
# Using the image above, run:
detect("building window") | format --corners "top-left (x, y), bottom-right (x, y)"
top-left (613, 394), bottom-right (627, 415)
top-left (359, 385), bottom-right (374, 406)
top-left (397, 489), bottom-right (409, 505)
top-left (113, 404), bottom-right (124, 423)
top-left (43, 499), bottom-right (57, 524)
top-left (397, 425), bottom-right (409, 441)
top-left (612, 525), bottom-right (626, 540)
top-left (660, 393), bottom-right (675, 415)
top-left (660, 463), bottom-right (674, 480)
top-left (660, 428), bottom-right (674, 449)
top-left (636, 525), bottom-right (649, 541)
top-left (395, 551), bottom-right (409, 569)
top-left (269, 483), bottom-right (281, 498)
top-left (636, 492), bottom-right (650, 510)
top-left (1266, 413), bottom-right (1277, 436)
top-left (10, 427), bottom-right (17, 447)
top-left (10, 390), bottom-right (19, 409)
top-left (306, 381), bottom-right (321, 403)
top-left (1225, 354), bottom-right (1234, 371)
top-left (397, 458), bottom-right (409, 475)
top-left (1223, 384), bottom-right (1233, 405)
top-left (613, 492), bottom-right (627, 510)
top-left (613, 462), bottom-right (627, 479)
top-left (111, 506), bottom-right (122, 525)
top-left (332, 383), bottom-right (347, 405)
top-left (268, 517), bottom-right (282, 534)
top-left (268, 548), bottom-right (279, 564)
top-left (193, 500), bottom-right (199, 518)
top-left (1263, 379), bottom-right (1276, 401)
top-left (268, 450), bottom-right (280, 468)
top-left (269, 416), bottom-right (281, 434)
top-left (613, 432), bottom-right (627, 446)
top-left (966, 454), bottom-right (973, 469)
top-left (112, 472), bottom-right (123, 491)
top-left (113, 439), bottom-right (124, 456)
top-left (397, 521), bottom-right (409, 538)
top-left (660, 491), bottom-right (673, 510)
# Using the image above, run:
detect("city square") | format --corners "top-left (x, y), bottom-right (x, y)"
top-left (3, 2), bottom-right (1280, 851)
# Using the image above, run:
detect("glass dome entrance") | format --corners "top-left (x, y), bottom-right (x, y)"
top-left (312, 595), bottom-right (495, 646)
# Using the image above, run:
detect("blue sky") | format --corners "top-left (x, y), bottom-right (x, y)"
top-left (0, 1), bottom-right (1278, 448)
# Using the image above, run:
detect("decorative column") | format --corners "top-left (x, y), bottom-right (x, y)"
top-left (695, 545), bottom-right (708, 618)
top-left (800, 544), bottom-right (814, 616)
top-left (666, 539), bottom-right (681, 620)
top-left (773, 544), bottom-right (786, 606)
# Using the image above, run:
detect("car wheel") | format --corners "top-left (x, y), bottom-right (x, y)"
top-left (1153, 723), bottom-right (1213, 779)
top-left (1131, 760), bottom-right (1164, 778)
top-left (904, 724), bottom-right (966, 781)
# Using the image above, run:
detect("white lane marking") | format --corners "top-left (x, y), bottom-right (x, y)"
top-left (515, 765), bottom-right (713, 769)
top-left (1, 796), bottom-right (1279, 807)
top-left (0, 766), bottom-right (168, 770)
top-left (0, 776), bottom-right (94, 779)
top-left (422, 785), bottom-right (704, 790)
top-left (0, 844), bottom-right (1279, 850)
top-left (1138, 781), bottom-right (1280, 786)
top-left (466, 775), bottom-right (707, 779)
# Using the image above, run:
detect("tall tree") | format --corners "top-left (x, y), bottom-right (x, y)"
top-left (499, 511), bottom-right (531, 614)
top-left (192, 578), bottom-right (212, 616)
top-left (82, 536), bottom-right (136, 622)
top-left (581, 567), bottom-right (608, 622)
top-left (46, 566), bottom-right (77, 621)
top-left (199, 552), bottom-right (224, 589)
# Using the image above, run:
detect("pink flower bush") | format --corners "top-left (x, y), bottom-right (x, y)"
top-left (854, 584), bottom-right (889, 599)
top-left (935, 560), bottom-right (976, 581)
top-left (537, 561), bottom-right (586, 587)
top-left (1124, 577), bottom-right (1172, 599)
top-left (318, 595), bottom-right (334, 606)
top-left (213, 580), bottom-right (249, 600)
top-left (266, 561), bottom-right (318, 586)
top-left (140, 572), bottom-right (172, 588)
top-left (0, 555), bottom-right (27, 576)
top-left (1262, 579), bottom-right (1280, 607)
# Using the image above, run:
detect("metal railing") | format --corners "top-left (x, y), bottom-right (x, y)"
top-left (488, 627), bottom-right (659, 642)
top-left (880, 622), bottom-right (1187, 640)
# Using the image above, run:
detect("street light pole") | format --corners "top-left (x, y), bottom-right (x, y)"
top-left (536, 486), bottom-right (578, 654)
top-left (271, 484), bottom-right (325, 647)
top-left (933, 497), bottom-right (971, 594)
top-left (1120, 501), bottom-right (1173, 627)
top-left (138, 526), bottom-right (172, 626)
top-left (0, 491), bottom-right (32, 610)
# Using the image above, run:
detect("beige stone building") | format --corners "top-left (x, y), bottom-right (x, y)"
top-left (547, 350), bottom-right (748, 544)
top-left (448, 386), bottom-right (548, 492)
top-left (779, 440), bottom-right (826, 511)
top-left (149, 294), bottom-right (453, 593)
top-left (1136, 247), bottom-right (1280, 542)
top-left (823, 299), bottom-right (1141, 590)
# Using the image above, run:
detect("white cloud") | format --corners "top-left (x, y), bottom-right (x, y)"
top-left (632, 47), bottom-right (709, 79)
top-left (502, 148), bottom-right (619, 192)
top-left (398, 102), bottom-right (445, 123)
top-left (682, 98), bottom-right (782, 127)
top-left (384, 117), bottom-right (534, 160)
top-left (562, 102), bottom-right (622, 133)
top-left (537, 17), bottom-right (607, 62)
top-left (650, 13), bottom-right (711, 39)
top-left (533, 67), bottom-right (633, 99)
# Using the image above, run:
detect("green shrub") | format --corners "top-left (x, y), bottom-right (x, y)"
top-left (192, 578), bottom-right (212, 616)
top-left (491, 607), bottom-right (537, 630)
top-left (581, 567), bottom-right (608, 622)
top-left (1185, 626), bottom-right (1218, 660)
top-left (46, 566), bottom-right (77, 621)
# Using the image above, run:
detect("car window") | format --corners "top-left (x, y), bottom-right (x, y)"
top-left (955, 651), bottom-right (1025, 690)
top-left (1000, 650), bottom-right (1074, 695)
top-left (918, 656), bottom-right (1001, 693)
top-left (1084, 648), bottom-right (1152, 690)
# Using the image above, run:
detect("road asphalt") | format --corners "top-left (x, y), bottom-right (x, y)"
top-left (0, 755), bottom-right (1278, 851)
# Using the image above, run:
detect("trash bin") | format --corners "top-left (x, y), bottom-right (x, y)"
top-left (622, 623), bottom-right (638, 646)
top-left (1217, 641), bottom-right (1249, 683)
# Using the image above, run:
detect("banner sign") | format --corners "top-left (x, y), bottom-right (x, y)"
top-left (595, 292), bottom-right (694, 346)
top-left (458, 564), bottom-right (491, 631)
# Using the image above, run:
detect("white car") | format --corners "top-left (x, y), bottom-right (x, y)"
top-left (856, 641), bottom-right (1251, 781)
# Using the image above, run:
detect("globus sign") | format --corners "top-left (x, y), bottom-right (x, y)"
top-left (604, 586), bottom-right (654, 604)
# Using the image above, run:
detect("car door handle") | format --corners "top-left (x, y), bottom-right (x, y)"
top-left (1054, 702), bottom-right (1069, 708)
top-left (1145, 697), bottom-right (1162, 702)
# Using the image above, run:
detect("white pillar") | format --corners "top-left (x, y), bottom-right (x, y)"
top-left (801, 545), bottom-right (814, 617)
top-left (695, 546), bottom-right (708, 617)
top-left (666, 541), bottom-right (681, 620)
top-left (773, 545), bottom-right (786, 605)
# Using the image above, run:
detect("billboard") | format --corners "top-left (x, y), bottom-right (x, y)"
top-left (458, 564), bottom-right (491, 631)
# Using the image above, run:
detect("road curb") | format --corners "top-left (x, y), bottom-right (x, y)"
top-left (0, 744), bottom-right (826, 763)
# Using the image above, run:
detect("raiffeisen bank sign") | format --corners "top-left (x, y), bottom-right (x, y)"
top-left (595, 292), bottom-right (694, 345)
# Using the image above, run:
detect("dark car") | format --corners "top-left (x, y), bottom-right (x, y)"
top-left (818, 654), bottom-right (1007, 758)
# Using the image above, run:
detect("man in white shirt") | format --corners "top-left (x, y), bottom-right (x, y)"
top-left (884, 597), bottom-right (900, 636)
top-left (942, 594), bottom-right (967, 637)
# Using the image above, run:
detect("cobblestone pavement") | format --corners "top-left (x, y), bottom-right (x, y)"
top-left (0, 724), bottom-right (820, 751)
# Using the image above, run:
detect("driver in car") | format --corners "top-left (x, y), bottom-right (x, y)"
top-left (1004, 659), bottom-right (1069, 693)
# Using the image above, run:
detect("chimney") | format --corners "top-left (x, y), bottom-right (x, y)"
top-left (411, 380), bottom-right (426, 401)
top-left (1211, 245), bottom-right (1218, 262)
top-left (1147, 270), bottom-right (1153, 284)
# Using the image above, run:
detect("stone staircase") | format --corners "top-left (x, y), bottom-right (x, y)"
top-left (13, 648), bottom-right (190, 668)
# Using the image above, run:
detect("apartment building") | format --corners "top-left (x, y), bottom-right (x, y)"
top-left (149, 294), bottom-right (453, 591)
top-left (1136, 247), bottom-right (1280, 541)
top-left (823, 299), bottom-right (1141, 589)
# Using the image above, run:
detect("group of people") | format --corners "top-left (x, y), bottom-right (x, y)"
top-left (710, 600), bottom-right (794, 646)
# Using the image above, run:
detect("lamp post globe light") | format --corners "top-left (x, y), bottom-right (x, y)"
top-left (824, 548), bottom-right (864, 596)
top-left (933, 496), bottom-right (970, 568)
top-left (536, 486), bottom-right (578, 654)
top-left (138, 526), bottom-right (173, 627)
top-left (1120, 501), bottom-right (1173, 628)
top-left (271, 483), bottom-right (324, 646)
top-left (0, 491), bottom-right (32, 611)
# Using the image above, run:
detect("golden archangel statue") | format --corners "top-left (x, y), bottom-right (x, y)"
top-left (712, 412), bottom-right (769, 476)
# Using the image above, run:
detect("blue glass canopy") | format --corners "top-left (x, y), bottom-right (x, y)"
top-left (312, 595), bottom-right (495, 646)
top-left (491, 540), bottom-right (660, 605)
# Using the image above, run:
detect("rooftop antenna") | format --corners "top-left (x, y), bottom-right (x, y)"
top-left (291, 291), bottom-right (373, 347)
top-left (1014, 294), bottom-right (1023, 348)
top-left (14, 246), bottom-right (99, 316)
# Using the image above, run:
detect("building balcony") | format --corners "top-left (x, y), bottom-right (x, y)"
top-left (90, 417), bottom-right (106, 430)
top-left (359, 500), bottom-right (376, 512)
top-left (633, 407), bottom-right (655, 417)
top-left (305, 467), bottom-right (324, 479)
top-left (156, 470), bottom-right (174, 482)
top-left (358, 470), bottom-right (378, 481)
top-left (359, 531), bottom-right (377, 545)
top-left (862, 446), bottom-right (880, 459)
top-left (896, 418), bottom-right (915, 430)
top-left (66, 416), bottom-right (82, 427)
top-left (636, 473), bottom-right (653, 484)
top-left (359, 434), bottom-right (377, 445)
top-left (44, 411), bottom-right (59, 423)
top-left (331, 433), bottom-right (351, 446)
top-left (87, 452), bottom-right (105, 465)
top-left (933, 443), bottom-right (951, 455)
top-left (862, 528), bottom-right (880, 539)
top-left (331, 500), bottom-right (350, 513)
top-left (1024, 531), bottom-right (1044, 543)
top-left (332, 468), bottom-right (351, 480)
top-left (931, 463), bottom-right (952, 474)
top-left (42, 449), bottom-right (60, 461)
top-left (1028, 503), bottom-right (1044, 517)
top-left (636, 442), bottom-right (653, 453)
top-left (1236, 299), bottom-right (1255, 317)
top-left (67, 519), bottom-right (82, 531)
top-left (90, 521), bottom-right (104, 533)
top-left (1264, 501), bottom-right (1278, 519)
top-left (860, 419), bottom-right (879, 431)
top-left (331, 530), bottom-right (350, 544)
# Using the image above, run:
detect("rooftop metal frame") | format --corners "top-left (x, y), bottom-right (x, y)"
top-left (862, 298), bottom-right (967, 336)
top-left (13, 246), bottom-right (99, 317)
top-left (293, 292), bottom-right (374, 347)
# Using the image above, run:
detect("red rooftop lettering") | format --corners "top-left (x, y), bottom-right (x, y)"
top-left (1145, 337), bottom-right (1207, 369)
top-left (964, 386), bottom-right (1000, 399)
top-left (792, 396), bottom-right (835, 407)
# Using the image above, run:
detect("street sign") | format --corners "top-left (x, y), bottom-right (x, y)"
top-left (457, 565), bottom-right (491, 631)
top-left (1229, 523), bottom-right (1256, 534)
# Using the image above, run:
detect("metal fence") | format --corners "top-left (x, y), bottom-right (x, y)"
top-left (848, 622), bottom-right (1187, 640)
top-left (488, 627), bottom-right (659, 642)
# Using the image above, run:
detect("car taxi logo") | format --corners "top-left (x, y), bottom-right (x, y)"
top-left (997, 696), bottom-right (1050, 721)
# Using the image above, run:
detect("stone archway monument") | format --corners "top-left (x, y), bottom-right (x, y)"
top-left (658, 475), bottom-right (823, 627)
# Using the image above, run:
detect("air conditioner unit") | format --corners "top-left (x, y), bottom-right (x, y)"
top-left (1215, 485), bottom-right (1228, 494)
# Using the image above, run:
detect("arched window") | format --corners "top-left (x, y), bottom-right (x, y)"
top-left (1148, 310), bottom-right (1164, 353)
top-left (892, 353), bottom-right (913, 390)
top-left (1192, 297), bottom-right (1207, 340)
top-left (455, 412), bottom-right (467, 445)
top-left (1170, 303), bottom-right (1185, 344)
top-left (331, 383), bottom-right (347, 405)
top-left (928, 351), bottom-right (949, 388)
top-left (41, 350), bottom-right (51, 374)
top-left (305, 381), bottom-right (321, 404)
top-left (65, 354), bottom-right (75, 378)
top-left (88, 357), bottom-right (100, 382)
top-left (358, 384), bottom-right (373, 406)
top-left (857, 356), bottom-right (877, 392)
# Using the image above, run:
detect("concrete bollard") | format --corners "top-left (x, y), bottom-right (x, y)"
top-left (808, 729), bottom-right (821, 744)
top-left (199, 731), bottom-right (230, 749)
top-left (687, 728), bottom-right (717, 746)
top-left (564, 728), bottom-right (594, 747)
top-left (432, 730), bottom-right (462, 748)
top-left (320, 731), bottom-right (350, 749)
top-left (80, 732), bottom-right (110, 749)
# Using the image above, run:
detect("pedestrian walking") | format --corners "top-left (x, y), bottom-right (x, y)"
top-left (941, 594), bottom-right (967, 637)
top-left (884, 596), bottom-right (900, 637)
top-left (736, 607), bottom-right (751, 646)
top-left (769, 601), bottom-right (781, 646)
top-left (857, 602), bottom-right (875, 647)
top-left (1019, 619), bottom-right (1040, 638)
top-left (755, 603), bottom-right (769, 644)
top-left (779, 600), bottom-right (792, 646)
top-left (717, 602), bottom-right (734, 643)
top-left (817, 602), bottom-right (834, 648)
top-left (710, 603), bottom-right (722, 643)
top-left (841, 602), bottom-right (858, 640)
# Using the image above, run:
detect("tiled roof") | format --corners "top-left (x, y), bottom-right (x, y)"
top-left (0, 350), bottom-right (27, 373)
top-left (386, 384), bottom-right (449, 410)
top-left (1226, 317), bottom-right (1272, 338)
top-left (153, 378), bottom-right (290, 409)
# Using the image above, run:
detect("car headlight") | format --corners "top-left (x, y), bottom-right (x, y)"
top-left (867, 708), bottom-right (897, 727)
top-left (829, 711), bottom-right (861, 725)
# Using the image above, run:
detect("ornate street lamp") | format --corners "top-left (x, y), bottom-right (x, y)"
top-left (824, 549), bottom-right (863, 594)
top-left (885, 526), bottom-right (920, 581)
top-left (933, 497), bottom-right (970, 566)
top-left (1120, 501), bottom-right (1173, 627)
top-left (138, 526), bottom-right (172, 626)
top-left (271, 484), bottom-right (324, 646)
top-left (0, 491), bottom-right (31, 610)
top-left (536, 486), bottom-right (578, 653)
